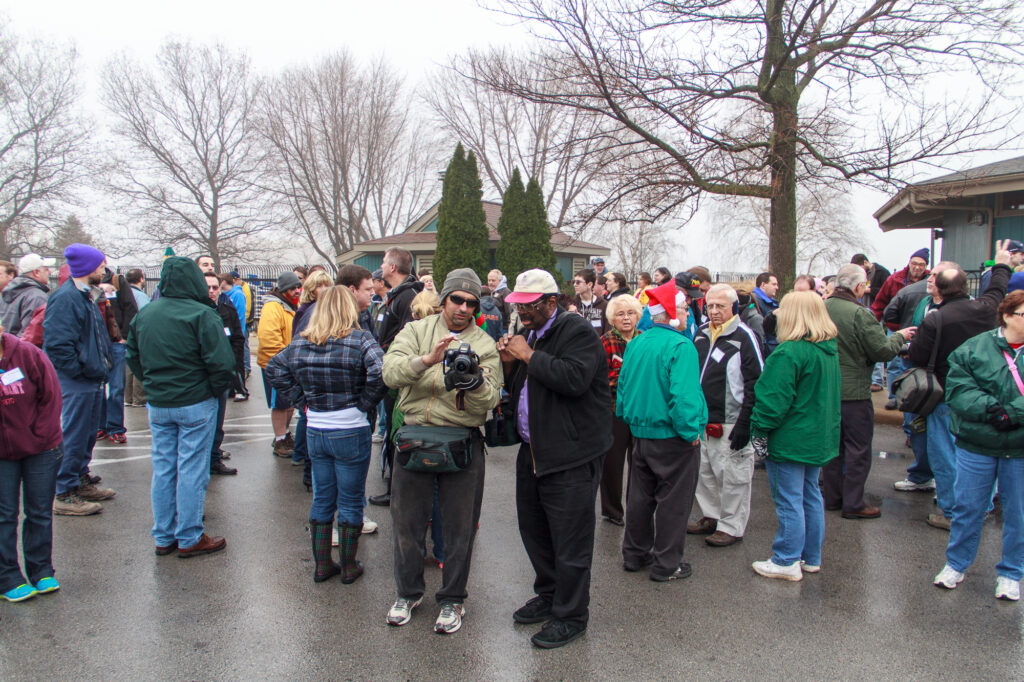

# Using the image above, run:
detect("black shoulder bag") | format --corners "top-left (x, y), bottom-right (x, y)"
top-left (892, 310), bottom-right (944, 416)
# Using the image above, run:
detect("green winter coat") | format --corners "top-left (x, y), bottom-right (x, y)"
top-left (825, 292), bottom-right (907, 401)
top-left (616, 324), bottom-right (708, 442)
top-left (945, 329), bottom-right (1024, 458)
top-left (126, 257), bottom-right (236, 408)
top-left (751, 337), bottom-right (841, 466)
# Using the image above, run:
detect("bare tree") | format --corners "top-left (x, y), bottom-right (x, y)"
top-left (470, 0), bottom-right (1024, 286)
top-left (608, 219), bottom-right (673, 281)
top-left (103, 41), bottom-right (273, 270)
top-left (0, 25), bottom-right (89, 260)
top-left (259, 53), bottom-right (439, 268)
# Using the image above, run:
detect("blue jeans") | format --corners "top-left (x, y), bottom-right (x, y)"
top-left (243, 337), bottom-right (251, 372)
top-left (293, 411), bottom-right (308, 463)
top-left (903, 412), bottom-right (931, 483)
top-left (0, 447), bottom-right (61, 592)
top-left (946, 446), bottom-right (1024, 580)
top-left (926, 402), bottom-right (957, 517)
top-left (57, 382), bottom-right (104, 495)
top-left (307, 425), bottom-right (371, 526)
top-left (766, 460), bottom-right (825, 567)
top-left (102, 342), bottom-right (127, 435)
top-left (376, 401), bottom-right (387, 433)
top-left (871, 362), bottom-right (884, 387)
top-left (149, 397), bottom-right (217, 549)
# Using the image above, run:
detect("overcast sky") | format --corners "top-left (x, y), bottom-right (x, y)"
top-left (3, 0), bottom-right (1018, 273)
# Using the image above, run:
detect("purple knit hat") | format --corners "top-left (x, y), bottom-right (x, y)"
top-left (64, 243), bottom-right (106, 278)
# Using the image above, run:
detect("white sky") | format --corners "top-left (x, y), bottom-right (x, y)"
top-left (2, 0), bottom-right (1018, 274)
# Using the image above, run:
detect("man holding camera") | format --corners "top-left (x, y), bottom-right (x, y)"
top-left (381, 268), bottom-right (501, 635)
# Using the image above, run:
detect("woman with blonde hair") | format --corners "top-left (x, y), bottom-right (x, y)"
top-left (749, 291), bottom-right (841, 581)
top-left (267, 286), bottom-right (388, 584)
top-left (410, 290), bottom-right (441, 321)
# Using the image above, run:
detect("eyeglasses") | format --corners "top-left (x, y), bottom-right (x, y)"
top-left (1010, 312), bottom-right (1024, 318)
top-left (613, 311), bottom-right (638, 318)
top-left (514, 298), bottom-right (550, 313)
top-left (572, 280), bottom-right (587, 286)
top-left (448, 293), bottom-right (479, 309)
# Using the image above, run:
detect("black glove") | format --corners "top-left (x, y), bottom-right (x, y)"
top-left (729, 420), bottom-right (751, 450)
top-left (445, 368), bottom-right (484, 392)
top-left (986, 404), bottom-right (1019, 432)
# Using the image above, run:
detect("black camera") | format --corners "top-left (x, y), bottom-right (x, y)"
top-left (443, 343), bottom-right (483, 392)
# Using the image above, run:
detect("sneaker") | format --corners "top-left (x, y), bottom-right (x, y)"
top-left (513, 596), bottom-right (552, 624)
top-left (387, 597), bottom-right (422, 626)
top-left (1, 583), bottom-right (38, 602)
top-left (894, 478), bottom-right (935, 492)
top-left (77, 479), bottom-right (116, 501)
top-left (926, 513), bottom-right (952, 531)
top-left (232, 394), bottom-right (249, 402)
top-left (96, 429), bottom-right (107, 441)
top-left (34, 576), bottom-right (60, 594)
top-left (53, 491), bottom-right (102, 516)
top-left (650, 562), bottom-right (692, 582)
top-left (531, 619), bottom-right (587, 649)
top-left (800, 560), bottom-right (821, 574)
top-left (995, 576), bottom-right (1020, 601)
top-left (362, 515), bottom-right (378, 534)
top-left (108, 433), bottom-right (127, 444)
top-left (752, 559), bottom-right (803, 581)
top-left (622, 554), bottom-right (654, 572)
top-left (933, 564), bottom-right (965, 589)
top-left (434, 602), bottom-right (466, 634)
top-left (290, 458), bottom-right (304, 466)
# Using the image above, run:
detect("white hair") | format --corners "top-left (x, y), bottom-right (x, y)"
top-left (705, 283), bottom-right (738, 304)
top-left (835, 264), bottom-right (867, 291)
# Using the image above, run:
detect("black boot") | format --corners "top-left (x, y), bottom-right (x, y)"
top-left (310, 519), bottom-right (340, 583)
top-left (338, 522), bottom-right (364, 584)
top-left (368, 476), bottom-right (391, 506)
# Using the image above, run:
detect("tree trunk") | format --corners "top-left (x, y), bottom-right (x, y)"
top-left (768, 97), bottom-right (798, 292)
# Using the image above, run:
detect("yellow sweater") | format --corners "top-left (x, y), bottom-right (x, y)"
top-left (256, 298), bottom-right (294, 368)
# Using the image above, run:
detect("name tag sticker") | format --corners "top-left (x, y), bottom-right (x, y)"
top-left (711, 348), bottom-right (725, 363)
top-left (224, 327), bottom-right (231, 336)
top-left (104, 292), bottom-right (116, 299)
top-left (377, 313), bottom-right (384, 322)
top-left (2, 367), bottom-right (24, 385)
top-left (590, 319), bottom-right (602, 328)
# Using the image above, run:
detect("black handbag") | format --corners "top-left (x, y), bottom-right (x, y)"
top-left (892, 310), bottom-right (944, 416)
top-left (394, 424), bottom-right (477, 474)
top-left (484, 392), bottom-right (521, 447)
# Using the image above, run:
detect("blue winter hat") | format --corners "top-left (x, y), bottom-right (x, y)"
top-left (1007, 272), bottom-right (1024, 294)
top-left (64, 243), bottom-right (106, 278)
top-left (910, 248), bottom-right (929, 262)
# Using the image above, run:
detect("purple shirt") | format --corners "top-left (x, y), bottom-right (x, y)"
top-left (516, 309), bottom-right (558, 443)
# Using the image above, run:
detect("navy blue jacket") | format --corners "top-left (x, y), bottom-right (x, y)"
top-left (43, 279), bottom-right (112, 386)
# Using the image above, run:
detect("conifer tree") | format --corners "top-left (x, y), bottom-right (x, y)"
top-left (522, 176), bottom-right (559, 283)
top-left (433, 143), bottom-right (490, 283)
top-left (494, 167), bottom-right (528, 280)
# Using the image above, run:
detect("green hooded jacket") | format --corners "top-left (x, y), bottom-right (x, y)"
top-left (126, 257), bottom-right (236, 408)
top-left (751, 337), bottom-right (841, 466)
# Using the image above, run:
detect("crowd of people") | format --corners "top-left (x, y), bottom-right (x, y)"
top-left (1, 240), bottom-right (1022, 649)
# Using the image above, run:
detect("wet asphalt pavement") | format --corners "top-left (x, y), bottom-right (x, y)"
top-left (1, 371), bottom-right (1022, 680)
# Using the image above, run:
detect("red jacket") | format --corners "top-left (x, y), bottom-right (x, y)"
top-left (0, 333), bottom-right (63, 460)
top-left (870, 265), bottom-right (929, 321)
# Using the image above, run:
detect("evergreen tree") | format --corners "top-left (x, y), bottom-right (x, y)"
top-left (51, 215), bottom-right (96, 255)
top-left (433, 143), bottom-right (490, 284)
top-left (494, 167), bottom-right (528, 281)
top-left (521, 177), bottom-right (559, 284)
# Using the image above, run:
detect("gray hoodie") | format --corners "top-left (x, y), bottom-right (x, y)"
top-left (0, 275), bottom-right (50, 336)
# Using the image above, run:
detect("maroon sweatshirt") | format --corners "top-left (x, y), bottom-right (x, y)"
top-left (0, 333), bottom-right (62, 460)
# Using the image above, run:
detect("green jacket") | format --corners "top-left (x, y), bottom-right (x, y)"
top-left (382, 313), bottom-right (501, 428)
top-left (826, 292), bottom-right (906, 401)
top-left (751, 338), bottom-right (841, 466)
top-left (946, 329), bottom-right (1024, 458)
top-left (616, 324), bottom-right (707, 442)
top-left (126, 257), bottom-right (236, 408)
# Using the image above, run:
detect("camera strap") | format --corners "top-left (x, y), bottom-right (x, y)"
top-left (455, 390), bottom-right (467, 411)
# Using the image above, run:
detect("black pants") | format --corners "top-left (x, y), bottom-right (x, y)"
top-left (391, 435), bottom-right (485, 604)
top-left (623, 437), bottom-right (700, 578)
top-left (380, 393), bottom-right (397, 479)
top-left (600, 416), bottom-right (633, 522)
top-left (210, 392), bottom-right (228, 466)
top-left (823, 400), bottom-right (874, 512)
top-left (516, 445), bottom-right (602, 628)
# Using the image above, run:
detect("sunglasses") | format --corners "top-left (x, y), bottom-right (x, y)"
top-left (513, 297), bottom-right (552, 313)
top-left (448, 293), bottom-right (479, 308)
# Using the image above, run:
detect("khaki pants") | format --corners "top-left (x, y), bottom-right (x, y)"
top-left (694, 423), bottom-right (754, 537)
top-left (125, 367), bottom-right (146, 406)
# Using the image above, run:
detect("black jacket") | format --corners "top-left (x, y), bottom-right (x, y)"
top-left (908, 264), bottom-right (1010, 386)
top-left (378, 274), bottom-right (424, 350)
top-left (215, 296), bottom-right (245, 371)
top-left (693, 318), bottom-right (763, 424)
top-left (864, 263), bottom-right (891, 309)
top-left (505, 309), bottom-right (613, 476)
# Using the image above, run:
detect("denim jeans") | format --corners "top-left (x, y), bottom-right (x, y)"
top-left (307, 425), bottom-right (371, 525)
top-left (149, 397), bottom-right (217, 549)
top-left (57, 382), bottom-right (104, 495)
top-left (926, 402), bottom-right (957, 517)
top-left (871, 362), bottom-right (884, 387)
top-left (946, 446), bottom-right (1024, 580)
top-left (293, 410), bottom-right (308, 464)
top-left (243, 337), bottom-right (251, 372)
top-left (766, 460), bottom-right (825, 567)
top-left (0, 447), bottom-right (61, 592)
top-left (102, 342), bottom-right (127, 436)
top-left (376, 401), bottom-right (387, 433)
top-left (903, 412), bottom-right (931, 482)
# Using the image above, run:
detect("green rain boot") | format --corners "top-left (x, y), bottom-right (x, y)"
top-left (338, 522), bottom-right (365, 584)
top-left (310, 519), bottom-right (340, 583)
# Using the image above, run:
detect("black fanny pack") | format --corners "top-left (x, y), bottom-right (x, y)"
top-left (394, 425), bottom-right (479, 474)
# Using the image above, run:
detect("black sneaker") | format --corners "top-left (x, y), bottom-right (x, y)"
top-left (211, 461), bottom-right (238, 476)
top-left (650, 562), bottom-right (692, 582)
top-left (513, 596), bottom-right (552, 624)
top-left (530, 619), bottom-right (586, 649)
top-left (623, 554), bottom-right (655, 572)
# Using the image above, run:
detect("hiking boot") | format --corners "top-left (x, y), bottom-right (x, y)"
top-left (272, 437), bottom-right (294, 458)
top-left (894, 478), bottom-right (935, 492)
top-left (210, 461), bottom-right (238, 475)
top-left (387, 597), bottom-right (422, 626)
top-left (686, 517), bottom-right (717, 534)
top-left (434, 602), bottom-right (466, 634)
top-left (77, 477), bottom-right (116, 501)
top-left (513, 596), bottom-right (552, 624)
top-left (926, 513), bottom-right (952, 531)
top-left (53, 491), bottom-right (102, 516)
top-left (83, 470), bottom-right (102, 485)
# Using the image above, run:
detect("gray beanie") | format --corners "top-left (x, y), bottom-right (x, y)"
top-left (439, 268), bottom-right (482, 303)
top-left (276, 271), bottom-right (302, 292)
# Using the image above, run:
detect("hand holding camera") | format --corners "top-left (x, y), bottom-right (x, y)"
top-left (444, 343), bottom-right (484, 392)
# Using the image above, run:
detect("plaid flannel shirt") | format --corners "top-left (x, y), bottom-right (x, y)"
top-left (601, 327), bottom-right (639, 408)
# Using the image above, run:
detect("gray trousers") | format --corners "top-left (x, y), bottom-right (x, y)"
top-left (391, 437), bottom-right (485, 604)
top-left (623, 437), bottom-right (700, 578)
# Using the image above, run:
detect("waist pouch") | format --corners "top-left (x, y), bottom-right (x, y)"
top-left (395, 424), bottom-right (478, 474)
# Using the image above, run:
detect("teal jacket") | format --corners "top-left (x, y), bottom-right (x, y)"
top-left (126, 257), bottom-right (236, 407)
top-left (751, 337), bottom-right (841, 466)
top-left (946, 329), bottom-right (1024, 458)
top-left (616, 324), bottom-right (707, 442)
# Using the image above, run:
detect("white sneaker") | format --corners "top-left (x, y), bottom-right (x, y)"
top-left (800, 560), bottom-right (821, 574)
top-left (933, 564), bottom-right (965, 589)
top-left (894, 478), bottom-right (935, 492)
top-left (387, 597), bottom-right (422, 626)
top-left (434, 602), bottom-right (465, 634)
top-left (995, 576), bottom-right (1020, 601)
top-left (362, 515), bottom-right (378, 534)
top-left (752, 559), bottom-right (802, 581)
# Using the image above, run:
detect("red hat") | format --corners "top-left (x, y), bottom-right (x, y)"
top-left (647, 281), bottom-right (687, 328)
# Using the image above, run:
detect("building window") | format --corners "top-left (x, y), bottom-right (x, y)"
top-left (999, 190), bottom-right (1024, 216)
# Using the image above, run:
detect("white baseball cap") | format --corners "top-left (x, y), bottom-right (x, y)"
top-left (18, 253), bottom-right (56, 273)
top-left (506, 269), bottom-right (560, 304)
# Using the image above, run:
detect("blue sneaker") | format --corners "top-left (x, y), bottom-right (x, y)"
top-left (34, 576), bottom-right (60, 594)
top-left (2, 583), bottom-right (39, 602)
